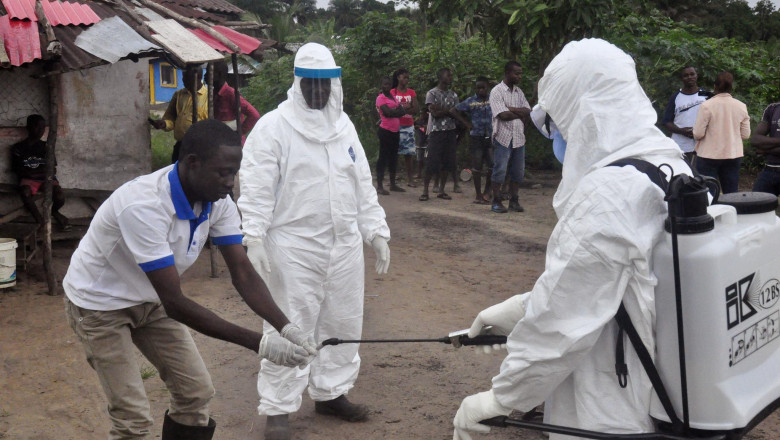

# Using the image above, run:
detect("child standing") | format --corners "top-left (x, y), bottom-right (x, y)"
top-left (452, 77), bottom-right (493, 204)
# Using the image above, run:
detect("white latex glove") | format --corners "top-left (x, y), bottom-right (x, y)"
top-left (453, 389), bottom-right (511, 440)
top-left (468, 294), bottom-right (527, 354)
top-left (281, 323), bottom-right (318, 357)
top-left (245, 237), bottom-right (271, 276)
top-left (371, 236), bottom-right (390, 274)
top-left (258, 333), bottom-right (311, 368)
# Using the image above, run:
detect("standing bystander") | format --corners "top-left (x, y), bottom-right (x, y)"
top-left (149, 65), bottom-right (209, 163)
top-left (692, 71), bottom-right (750, 194)
top-left (212, 61), bottom-right (261, 145)
top-left (662, 66), bottom-right (713, 164)
top-left (421, 68), bottom-right (460, 201)
top-left (391, 68), bottom-right (419, 187)
top-left (453, 77), bottom-right (494, 204)
top-left (489, 61), bottom-right (531, 213)
top-left (376, 76), bottom-right (408, 194)
top-left (751, 101), bottom-right (780, 196)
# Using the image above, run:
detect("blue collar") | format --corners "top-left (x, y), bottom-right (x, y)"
top-left (168, 162), bottom-right (212, 221)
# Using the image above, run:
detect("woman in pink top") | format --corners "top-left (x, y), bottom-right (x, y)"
top-left (391, 68), bottom-right (419, 187)
top-left (376, 76), bottom-right (408, 194)
top-left (693, 71), bottom-right (751, 193)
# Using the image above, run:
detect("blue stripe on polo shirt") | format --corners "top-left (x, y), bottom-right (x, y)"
top-left (139, 255), bottom-right (175, 272)
top-left (211, 234), bottom-right (243, 246)
top-left (168, 163), bottom-right (214, 251)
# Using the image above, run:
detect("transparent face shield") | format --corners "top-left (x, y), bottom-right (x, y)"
top-left (293, 66), bottom-right (343, 112)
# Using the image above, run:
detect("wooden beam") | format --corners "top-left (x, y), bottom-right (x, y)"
top-left (34, 0), bottom-right (62, 58)
top-left (43, 70), bottom-right (60, 296)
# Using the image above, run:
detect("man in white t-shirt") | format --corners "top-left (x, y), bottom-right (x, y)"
top-left (63, 120), bottom-right (316, 440)
top-left (662, 66), bottom-right (713, 164)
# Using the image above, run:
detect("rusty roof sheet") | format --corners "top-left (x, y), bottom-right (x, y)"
top-left (153, 0), bottom-right (242, 15)
top-left (0, 15), bottom-right (41, 66)
top-left (189, 25), bottom-right (259, 55)
top-left (2, 0), bottom-right (100, 25)
top-left (75, 16), bottom-right (159, 63)
top-left (156, 1), bottom-right (225, 23)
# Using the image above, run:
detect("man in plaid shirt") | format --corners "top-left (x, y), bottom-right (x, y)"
top-left (489, 61), bottom-right (531, 213)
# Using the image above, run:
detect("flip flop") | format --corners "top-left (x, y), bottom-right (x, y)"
top-left (419, 194), bottom-right (429, 201)
top-left (437, 193), bottom-right (452, 200)
top-left (473, 199), bottom-right (489, 205)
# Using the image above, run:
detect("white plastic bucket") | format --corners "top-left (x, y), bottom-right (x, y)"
top-left (0, 238), bottom-right (18, 288)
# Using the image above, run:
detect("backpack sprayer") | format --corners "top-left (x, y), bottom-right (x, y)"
top-left (321, 162), bottom-right (780, 440)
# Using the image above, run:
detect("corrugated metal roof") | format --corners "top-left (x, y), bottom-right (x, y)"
top-left (53, 1), bottom-right (163, 73)
top-left (42, 0), bottom-right (100, 26)
top-left (75, 16), bottom-right (159, 63)
top-left (154, 0), bottom-right (242, 15)
top-left (1, 0), bottom-right (35, 20)
top-left (0, 15), bottom-right (41, 66)
top-left (147, 18), bottom-right (223, 64)
top-left (189, 25), bottom-right (259, 55)
top-left (2, 0), bottom-right (100, 25)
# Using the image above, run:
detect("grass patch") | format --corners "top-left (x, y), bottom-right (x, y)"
top-left (140, 364), bottom-right (158, 380)
top-left (151, 128), bottom-right (175, 171)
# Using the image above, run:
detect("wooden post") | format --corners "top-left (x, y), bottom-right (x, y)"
top-left (206, 62), bottom-right (219, 278)
top-left (43, 72), bottom-right (60, 295)
top-left (231, 53), bottom-right (242, 140)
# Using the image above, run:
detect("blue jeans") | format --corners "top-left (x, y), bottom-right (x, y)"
top-left (695, 156), bottom-right (741, 194)
top-left (491, 140), bottom-right (525, 184)
top-left (752, 166), bottom-right (780, 196)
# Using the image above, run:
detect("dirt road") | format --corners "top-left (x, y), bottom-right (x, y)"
top-left (1, 170), bottom-right (777, 439)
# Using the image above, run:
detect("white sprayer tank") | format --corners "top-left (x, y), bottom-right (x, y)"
top-left (651, 192), bottom-right (780, 430)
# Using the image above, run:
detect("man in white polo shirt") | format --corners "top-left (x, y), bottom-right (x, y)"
top-left (63, 120), bottom-right (316, 440)
top-left (662, 66), bottom-right (713, 164)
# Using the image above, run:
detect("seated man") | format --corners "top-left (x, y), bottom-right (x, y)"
top-left (10, 114), bottom-right (69, 230)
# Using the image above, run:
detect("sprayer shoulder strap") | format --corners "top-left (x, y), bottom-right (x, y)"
top-left (614, 304), bottom-right (684, 429)
top-left (606, 158), bottom-right (683, 430)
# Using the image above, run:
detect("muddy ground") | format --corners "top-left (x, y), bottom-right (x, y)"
top-left (1, 170), bottom-right (777, 440)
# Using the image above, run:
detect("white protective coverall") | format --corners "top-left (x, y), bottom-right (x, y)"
top-left (238, 43), bottom-right (390, 415)
top-left (453, 39), bottom-right (693, 439)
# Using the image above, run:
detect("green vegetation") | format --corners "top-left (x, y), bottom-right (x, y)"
top-left (239, 0), bottom-right (780, 171)
top-left (140, 364), bottom-right (158, 380)
top-left (151, 129), bottom-right (174, 171)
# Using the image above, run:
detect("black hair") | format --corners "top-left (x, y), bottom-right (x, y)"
top-left (180, 119), bottom-right (241, 161)
top-left (380, 76), bottom-right (392, 85)
top-left (392, 68), bottom-right (409, 89)
top-left (476, 76), bottom-right (489, 84)
top-left (715, 71), bottom-right (734, 93)
top-left (504, 61), bottom-right (522, 74)
top-left (212, 61), bottom-right (228, 79)
top-left (437, 67), bottom-right (451, 81)
top-left (26, 114), bottom-right (45, 127)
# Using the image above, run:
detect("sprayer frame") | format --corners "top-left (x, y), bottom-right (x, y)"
top-left (480, 168), bottom-right (779, 440)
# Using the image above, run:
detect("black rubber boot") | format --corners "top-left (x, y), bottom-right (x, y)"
top-left (264, 414), bottom-right (290, 440)
top-left (161, 411), bottom-right (216, 440)
top-left (314, 395), bottom-right (369, 422)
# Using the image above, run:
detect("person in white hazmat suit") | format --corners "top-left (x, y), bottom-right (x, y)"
top-left (238, 43), bottom-right (391, 440)
top-left (452, 38), bottom-right (694, 440)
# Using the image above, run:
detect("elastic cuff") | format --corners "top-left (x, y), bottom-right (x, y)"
top-left (139, 255), bottom-right (175, 272)
top-left (212, 234), bottom-right (243, 246)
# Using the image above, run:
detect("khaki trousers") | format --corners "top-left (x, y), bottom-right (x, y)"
top-left (65, 298), bottom-right (214, 440)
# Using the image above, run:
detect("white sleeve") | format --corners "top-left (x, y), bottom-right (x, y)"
top-left (209, 197), bottom-right (243, 245)
top-left (238, 116), bottom-right (282, 241)
top-left (350, 125), bottom-right (390, 243)
top-left (116, 202), bottom-right (175, 272)
top-left (491, 173), bottom-right (657, 410)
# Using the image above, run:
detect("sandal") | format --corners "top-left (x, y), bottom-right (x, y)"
top-left (419, 193), bottom-right (429, 201)
top-left (376, 187), bottom-right (390, 195)
top-left (473, 199), bottom-right (489, 205)
top-left (437, 193), bottom-right (452, 200)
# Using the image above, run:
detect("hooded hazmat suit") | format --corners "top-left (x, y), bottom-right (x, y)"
top-left (453, 39), bottom-right (693, 439)
top-left (238, 43), bottom-right (390, 415)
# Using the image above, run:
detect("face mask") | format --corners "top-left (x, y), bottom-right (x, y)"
top-left (552, 130), bottom-right (567, 164)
